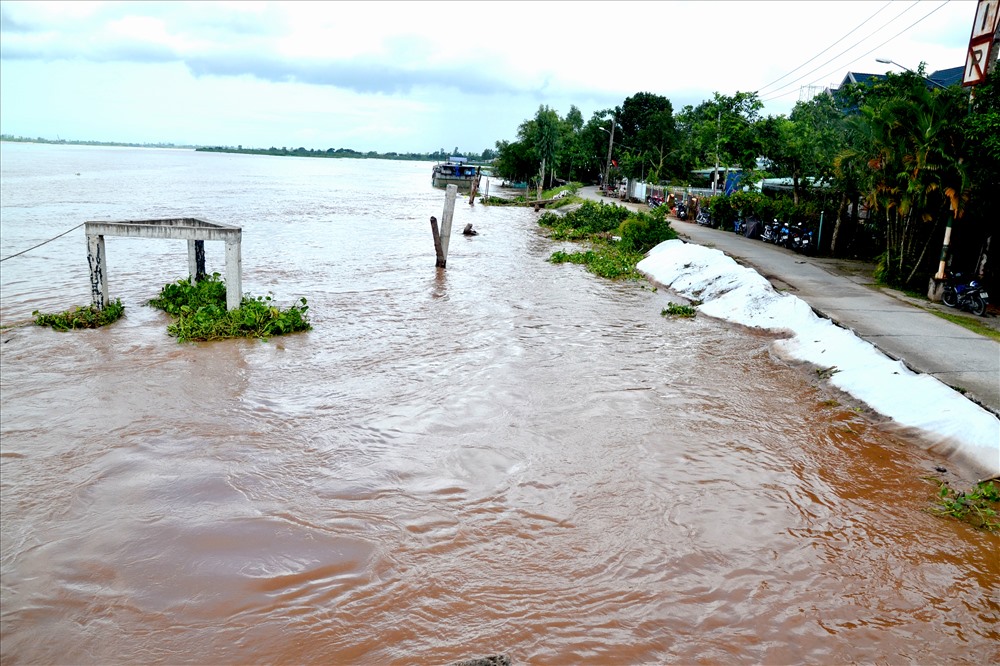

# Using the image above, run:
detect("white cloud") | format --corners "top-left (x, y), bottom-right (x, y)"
top-left (0, 0), bottom-right (983, 151)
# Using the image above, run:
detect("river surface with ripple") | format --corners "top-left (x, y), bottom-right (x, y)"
top-left (1, 143), bottom-right (997, 664)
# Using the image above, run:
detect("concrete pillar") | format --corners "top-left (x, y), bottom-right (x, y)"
top-left (225, 235), bottom-right (242, 311)
top-left (439, 184), bottom-right (457, 265)
top-left (87, 233), bottom-right (108, 309)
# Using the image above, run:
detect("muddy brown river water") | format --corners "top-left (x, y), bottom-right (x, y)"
top-left (1, 144), bottom-right (997, 664)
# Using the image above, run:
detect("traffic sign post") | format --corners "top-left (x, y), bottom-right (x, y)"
top-left (963, 0), bottom-right (1000, 86)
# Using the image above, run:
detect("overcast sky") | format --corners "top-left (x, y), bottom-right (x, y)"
top-left (0, 0), bottom-right (981, 154)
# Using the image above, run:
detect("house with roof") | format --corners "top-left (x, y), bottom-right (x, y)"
top-left (831, 65), bottom-right (964, 94)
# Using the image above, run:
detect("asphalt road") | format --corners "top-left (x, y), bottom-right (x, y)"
top-left (575, 186), bottom-right (1000, 417)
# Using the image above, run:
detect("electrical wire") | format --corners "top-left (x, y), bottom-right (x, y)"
top-left (759, 0), bottom-right (950, 104)
top-left (754, 0), bottom-right (897, 96)
top-left (793, 0), bottom-right (953, 96)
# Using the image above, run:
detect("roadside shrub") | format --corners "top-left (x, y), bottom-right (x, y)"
top-left (708, 195), bottom-right (739, 227)
top-left (539, 200), bottom-right (630, 239)
top-left (617, 208), bottom-right (677, 253)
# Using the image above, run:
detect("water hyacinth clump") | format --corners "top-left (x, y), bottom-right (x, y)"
top-left (33, 298), bottom-right (125, 330)
top-left (148, 273), bottom-right (311, 342)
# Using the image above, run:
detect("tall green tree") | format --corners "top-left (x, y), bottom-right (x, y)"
top-left (492, 138), bottom-right (535, 184)
top-left (676, 91), bottom-right (764, 188)
top-left (616, 92), bottom-right (677, 182)
top-left (557, 105), bottom-right (586, 184)
top-left (760, 94), bottom-right (846, 205)
top-left (530, 105), bottom-right (562, 198)
top-left (843, 70), bottom-right (971, 287)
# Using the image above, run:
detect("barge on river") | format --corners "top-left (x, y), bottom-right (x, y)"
top-left (432, 156), bottom-right (481, 189)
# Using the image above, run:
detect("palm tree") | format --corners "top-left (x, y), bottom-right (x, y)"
top-left (846, 77), bottom-right (970, 287)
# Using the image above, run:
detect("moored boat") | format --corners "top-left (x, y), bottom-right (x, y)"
top-left (432, 156), bottom-right (480, 189)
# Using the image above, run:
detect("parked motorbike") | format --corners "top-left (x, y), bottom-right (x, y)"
top-left (675, 201), bottom-right (688, 221)
top-left (647, 194), bottom-right (663, 210)
top-left (760, 219), bottom-right (779, 243)
top-left (776, 219), bottom-right (792, 248)
top-left (696, 209), bottom-right (713, 227)
top-left (941, 272), bottom-right (989, 316)
top-left (789, 223), bottom-right (815, 254)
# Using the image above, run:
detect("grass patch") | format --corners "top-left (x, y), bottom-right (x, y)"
top-left (550, 246), bottom-right (645, 280)
top-left (486, 182), bottom-right (584, 207)
top-left (929, 479), bottom-right (999, 532)
top-left (928, 309), bottom-right (1000, 341)
top-left (33, 299), bottom-right (125, 330)
top-left (149, 273), bottom-right (311, 342)
top-left (540, 200), bottom-right (677, 282)
top-left (661, 302), bottom-right (696, 317)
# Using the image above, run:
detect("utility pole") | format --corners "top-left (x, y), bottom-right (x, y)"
top-left (713, 108), bottom-right (721, 196)
top-left (603, 115), bottom-right (615, 193)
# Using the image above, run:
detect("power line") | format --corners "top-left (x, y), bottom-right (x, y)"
top-left (794, 0), bottom-right (953, 96)
top-left (754, 0), bottom-right (898, 96)
top-left (759, 0), bottom-right (942, 103)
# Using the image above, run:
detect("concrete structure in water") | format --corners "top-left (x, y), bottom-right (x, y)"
top-left (84, 218), bottom-right (243, 311)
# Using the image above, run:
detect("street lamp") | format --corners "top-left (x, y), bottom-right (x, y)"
top-left (875, 57), bottom-right (948, 89)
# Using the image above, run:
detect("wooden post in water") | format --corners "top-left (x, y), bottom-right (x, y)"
top-left (468, 167), bottom-right (480, 206)
top-left (430, 216), bottom-right (444, 267)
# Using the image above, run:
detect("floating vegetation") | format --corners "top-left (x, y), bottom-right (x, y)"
top-left (33, 298), bottom-right (125, 330)
top-left (661, 302), bottom-right (696, 318)
top-left (149, 273), bottom-right (311, 343)
top-left (929, 479), bottom-right (999, 532)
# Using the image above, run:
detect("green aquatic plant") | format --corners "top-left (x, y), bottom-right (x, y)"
top-left (661, 302), bottom-right (696, 318)
top-left (930, 480), bottom-right (999, 532)
top-left (149, 275), bottom-right (311, 342)
top-left (147, 273), bottom-right (227, 315)
top-left (33, 299), bottom-right (125, 330)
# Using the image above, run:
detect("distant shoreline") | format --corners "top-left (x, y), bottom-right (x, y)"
top-left (1, 136), bottom-right (492, 164)
top-left (1, 135), bottom-right (198, 150)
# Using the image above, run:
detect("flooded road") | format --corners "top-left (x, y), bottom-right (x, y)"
top-left (1, 144), bottom-right (997, 664)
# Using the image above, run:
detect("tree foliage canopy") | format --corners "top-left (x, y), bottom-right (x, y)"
top-left (492, 65), bottom-right (999, 291)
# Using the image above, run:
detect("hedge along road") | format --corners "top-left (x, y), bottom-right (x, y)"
top-left (575, 185), bottom-right (1000, 418)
